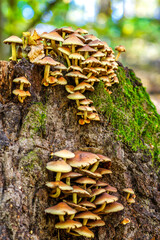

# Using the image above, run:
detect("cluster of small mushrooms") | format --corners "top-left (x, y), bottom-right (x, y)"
top-left (45, 149), bottom-right (134, 238)
top-left (4, 27), bottom-right (126, 124)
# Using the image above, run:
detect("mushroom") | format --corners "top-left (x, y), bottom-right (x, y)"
top-left (13, 76), bottom-right (31, 91)
top-left (46, 181), bottom-right (73, 198)
top-left (63, 35), bottom-right (84, 53)
top-left (121, 218), bottom-right (130, 225)
top-left (127, 198), bottom-right (135, 204)
top-left (41, 31), bottom-right (64, 53)
top-left (87, 220), bottom-right (105, 228)
top-left (12, 89), bottom-right (31, 103)
top-left (66, 71), bottom-right (88, 86)
top-left (93, 193), bottom-right (118, 213)
top-left (105, 185), bottom-right (117, 193)
top-left (45, 202), bottom-right (76, 222)
top-left (67, 91), bottom-right (86, 107)
top-left (75, 177), bottom-right (96, 189)
top-left (61, 171), bottom-right (82, 185)
top-left (69, 52), bottom-right (85, 65)
top-left (102, 202), bottom-right (124, 214)
top-left (58, 46), bottom-right (71, 67)
top-left (75, 211), bottom-right (101, 226)
top-left (3, 35), bottom-right (23, 61)
top-left (123, 188), bottom-right (135, 200)
top-left (64, 185), bottom-right (90, 205)
top-left (77, 45), bottom-right (96, 59)
top-left (73, 226), bottom-right (94, 238)
top-left (79, 200), bottom-right (96, 209)
top-left (55, 219), bottom-right (82, 233)
top-left (22, 32), bottom-right (31, 49)
top-left (115, 45), bottom-right (126, 61)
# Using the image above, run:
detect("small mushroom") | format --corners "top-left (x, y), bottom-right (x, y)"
top-left (75, 211), bottom-right (100, 226)
top-left (123, 188), bottom-right (135, 200)
top-left (3, 35), bottom-right (23, 61)
top-left (115, 45), bottom-right (126, 61)
top-left (121, 218), bottom-right (130, 225)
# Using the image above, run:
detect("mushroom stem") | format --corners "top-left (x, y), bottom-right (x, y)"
top-left (44, 65), bottom-right (50, 80)
top-left (75, 59), bottom-right (78, 66)
top-left (19, 83), bottom-right (24, 91)
top-left (62, 32), bottom-right (66, 39)
top-left (59, 215), bottom-right (65, 222)
top-left (87, 72), bottom-right (93, 78)
top-left (115, 52), bottom-right (121, 61)
top-left (72, 45), bottom-right (75, 53)
top-left (66, 177), bottom-right (70, 186)
top-left (87, 63), bottom-right (92, 68)
top-left (84, 51), bottom-right (88, 59)
top-left (75, 77), bottom-right (79, 85)
top-left (56, 172), bottom-right (62, 181)
top-left (90, 162), bottom-right (99, 172)
top-left (49, 188), bottom-right (61, 198)
top-left (83, 219), bottom-right (88, 226)
top-left (76, 100), bottom-right (80, 107)
top-left (94, 202), bottom-right (106, 213)
top-left (18, 96), bottom-right (23, 103)
top-left (126, 193), bottom-right (130, 200)
top-left (90, 196), bottom-right (96, 203)
top-left (84, 111), bottom-right (87, 121)
top-left (11, 43), bottom-right (17, 61)
top-left (73, 193), bottom-right (77, 204)
top-left (65, 55), bottom-right (71, 67)
top-left (51, 40), bottom-right (57, 52)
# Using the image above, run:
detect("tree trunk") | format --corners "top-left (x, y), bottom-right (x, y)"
top-left (0, 59), bottom-right (160, 240)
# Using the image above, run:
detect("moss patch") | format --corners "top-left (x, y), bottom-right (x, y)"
top-left (89, 66), bottom-right (160, 169)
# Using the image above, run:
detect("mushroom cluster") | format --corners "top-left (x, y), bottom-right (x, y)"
top-left (12, 76), bottom-right (31, 103)
top-left (45, 149), bottom-right (125, 238)
top-left (4, 27), bottom-right (125, 123)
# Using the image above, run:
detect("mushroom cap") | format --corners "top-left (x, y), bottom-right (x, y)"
top-left (53, 149), bottom-right (75, 159)
top-left (101, 60), bottom-right (112, 67)
top-left (103, 202), bottom-right (124, 214)
top-left (123, 188), bottom-right (134, 195)
top-left (55, 219), bottom-right (82, 229)
top-left (54, 63), bottom-right (67, 71)
top-left (41, 31), bottom-right (64, 42)
top-left (115, 45), bottom-right (126, 52)
top-left (92, 51), bottom-right (105, 58)
top-left (13, 76), bottom-right (31, 86)
top-left (61, 171), bottom-right (82, 179)
top-left (46, 181), bottom-right (73, 191)
top-left (74, 82), bottom-right (94, 92)
top-left (69, 53), bottom-right (85, 60)
top-left (38, 56), bottom-right (60, 66)
top-left (127, 198), bottom-right (135, 204)
top-left (63, 200), bottom-right (88, 211)
top-left (63, 35), bottom-right (85, 46)
top-left (89, 40), bottom-right (104, 48)
top-left (64, 185), bottom-right (91, 197)
top-left (75, 177), bottom-right (96, 185)
top-left (50, 71), bottom-right (62, 77)
top-left (79, 169), bottom-right (102, 178)
top-left (85, 76), bottom-right (100, 83)
top-left (66, 71), bottom-right (88, 79)
top-left (121, 218), bottom-right (130, 225)
top-left (77, 45), bottom-right (96, 53)
top-left (97, 154), bottom-right (111, 163)
top-left (95, 180), bottom-right (108, 187)
top-left (99, 76), bottom-right (110, 82)
top-left (57, 77), bottom-right (67, 85)
top-left (61, 26), bottom-right (75, 33)
top-left (87, 113), bottom-right (97, 120)
top-left (67, 65), bottom-right (82, 72)
top-left (95, 168), bottom-right (112, 175)
top-left (81, 56), bottom-right (101, 66)
top-left (91, 188), bottom-right (106, 197)
top-left (95, 67), bottom-right (107, 75)
top-left (75, 211), bottom-right (101, 220)
top-left (46, 160), bottom-right (72, 173)
top-left (45, 202), bottom-right (76, 215)
top-left (67, 151), bottom-right (99, 168)
top-left (79, 201), bottom-right (96, 209)
top-left (65, 85), bottom-right (75, 93)
top-left (87, 220), bottom-right (105, 227)
top-left (66, 33), bottom-right (85, 42)
top-left (105, 185), bottom-right (117, 193)
top-left (78, 106), bottom-right (93, 112)
top-left (3, 35), bottom-right (23, 44)
top-left (67, 92), bottom-right (86, 100)
top-left (75, 28), bottom-right (88, 35)
top-left (80, 99), bottom-right (93, 105)
top-left (73, 226), bottom-right (94, 238)
top-left (94, 193), bottom-right (118, 205)
top-left (83, 67), bottom-right (98, 75)
top-left (58, 46), bottom-right (71, 55)
top-left (12, 89), bottom-right (29, 97)
top-left (47, 76), bottom-right (57, 84)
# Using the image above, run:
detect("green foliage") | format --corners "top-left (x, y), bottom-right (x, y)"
top-left (90, 66), bottom-right (160, 169)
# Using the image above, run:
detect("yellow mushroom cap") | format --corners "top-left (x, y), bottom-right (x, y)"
top-left (94, 193), bottom-right (118, 205)
top-left (73, 226), bottom-right (94, 238)
top-left (121, 218), bottom-right (130, 225)
top-left (55, 219), bottom-right (82, 229)
top-left (123, 188), bottom-right (135, 195)
top-left (3, 35), bottom-right (22, 45)
top-left (115, 45), bottom-right (126, 52)
top-left (53, 149), bottom-right (75, 159)
top-left (46, 160), bottom-right (72, 172)
top-left (13, 76), bottom-right (31, 86)
top-left (103, 202), bottom-right (124, 214)
top-left (46, 181), bottom-right (73, 191)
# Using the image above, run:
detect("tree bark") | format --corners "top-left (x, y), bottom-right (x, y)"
top-left (0, 59), bottom-right (160, 240)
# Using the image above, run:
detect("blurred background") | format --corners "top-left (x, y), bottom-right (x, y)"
top-left (0, 0), bottom-right (160, 112)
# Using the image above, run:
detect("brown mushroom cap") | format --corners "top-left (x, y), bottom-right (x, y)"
top-left (127, 198), bottom-right (135, 204)
top-left (67, 92), bottom-right (86, 101)
top-left (46, 181), bottom-right (73, 191)
top-left (115, 45), bottom-right (126, 52)
top-left (53, 149), bottom-right (75, 159)
top-left (66, 71), bottom-right (88, 79)
top-left (95, 168), bottom-right (112, 175)
top-left (61, 171), bottom-right (82, 179)
top-left (95, 180), bottom-right (108, 187)
top-left (74, 82), bottom-right (94, 92)
top-left (75, 28), bottom-right (88, 35)
top-left (47, 76), bottom-right (57, 84)
top-left (46, 160), bottom-right (72, 172)
top-left (75, 177), bottom-right (96, 185)
top-left (79, 169), bottom-right (102, 178)
top-left (80, 99), bottom-right (93, 105)
top-left (79, 201), bottom-right (96, 209)
top-left (41, 31), bottom-right (64, 42)
top-left (45, 202), bottom-right (76, 215)
top-left (102, 202), bottom-right (124, 214)
top-left (97, 154), bottom-right (111, 162)
top-left (38, 56), bottom-right (60, 66)
top-left (55, 219), bottom-right (82, 229)
top-left (77, 45), bottom-right (96, 53)
top-left (64, 185), bottom-right (91, 197)
top-left (123, 188), bottom-right (134, 194)
top-left (92, 51), bottom-right (105, 58)
top-left (81, 56), bottom-right (101, 66)
top-left (54, 63), bottom-right (67, 71)
top-left (91, 188), bottom-right (106, 197)
top-left (13, 76), bottom-right (31, 86)
top-left (67, 151), bottom-right (99, 168)
top-left (94, 193), bottom-right (118, 205)
top-left (121, 218), bottom-right (130, 225)
top-left (67, 65), bottom-right (82, 72)
top-left (75, 211), bottom-right (101, 220)
top-left (105, 185), bottom-right (117, 193)
top-left (89, 40), bottom-right (104, 48)
top-left (3, 35), bottom-right (23, 45)
top-left (73, 226), bottom-right (94, 238)
top-left (65, 85), bottom-right (75, 93)
top-left (63, 200), bottom-right (88, 211)
top-left (87, 220), bottom-right (105, 228)
top-left (58, 46), bottom-right (71, 56)
top-left (69, 53), bottom-right (85, 61)
top-left (12, 89), bottom-right (29, 97)
top-left (63, 35), bottom-right (85, 47)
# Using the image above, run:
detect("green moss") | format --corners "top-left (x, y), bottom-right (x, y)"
top-left (90, 66), bottom-right (160, 169)
top-left (23, 102), bottom-right (47, 138)
top-left (20, 151), bottom-right (40, 170)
